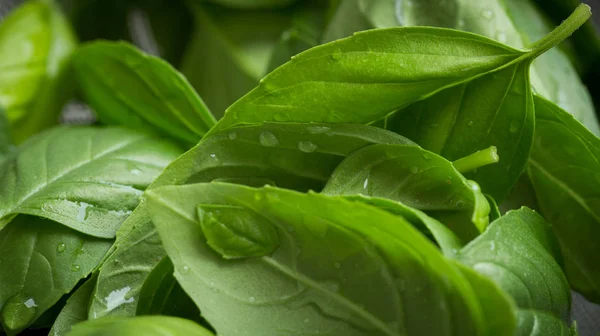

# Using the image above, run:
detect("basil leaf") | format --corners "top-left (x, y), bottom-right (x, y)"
top-left (516, 309), bottom-right (578, 336)
top-left (0, 0), bottom-right (77, 144)
top-left (527, 95), bottom-right (600, 302)
top-left (0, 126), bottom-right (182, 238)
top-left (146, 183), bottom-right (515, 335)
top-left (50, 274), bottom-right (97, 336)
top-left (457, 208), bottom-right (569, 320)
top-left (88, 204), bottom-right (164, 319)
top-left (0, 216), bottom-right (112, 335)
top-left (136, 256), bottom-right (210, 329)
top-left (388, 62), bottom-right (534, 201)
top-left (159, 122), bottom-right (414, 191)
top-left (323, 144), bottom-right (490, 241)
top-left (72, 41), bottom-right (216, 145)
top-left (397, 0), bottom-right (600, 135)
top-left (341, 194), bottom-right (463, 257)
top-left (66, 316), bottom-right (214, 336)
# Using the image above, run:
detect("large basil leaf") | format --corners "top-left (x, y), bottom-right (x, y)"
top-left (147, 182), bottom-right (516, 335)
top-left (50, 274), bottom-right (97, 336)
top-left (88, 204), bottom-right (165, 319)
top-left (212, 6), bottom-right (590, 135)
top-left (0, 0), bottom-right (77, 143)
top-left (160, 122), bottom-right (414, 191)
top-left (72, 41), bottom-right (216, 145)
top-left (457, 208), bottom-right (570, 321)
top-left (527, 95), bottom-right (600, 303)
top-left (0, 216), bottom-right (112, 335)
top-left (66, 316), bottom-right (214, 336)
top-left (323, 144), bottom-right (490, 241)
top-left (0, 126), bottom-right (182, 238)
top-left (388, 61), bottom-right (534, 202)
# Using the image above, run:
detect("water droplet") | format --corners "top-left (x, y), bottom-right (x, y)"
top-left (71, 264), bottom-right (81, 272)
top-left (481, 9), bottom-right (494, 19)
top-left (457, 19), bottom-right (466, 28)
top-left (334, 262), bottom-right (341, 269)
top-left (182, 266), bottom-right (190, 273)
top-left (114, 259), bottom-right (120, 264)
top-left (105, 287), bottom-right (135, 311)
top-left (330, 49), bottom-right (343, 61)
top-left (76, 247), bottom-right (85, 255)
top-left (509, 121), bottom-right (520, 133)
top-left (496, 31), bottom-right (507, 43)
top-left (298, 141), bottom-right (317, 153)
top-left (259, 132), bottom-right (279, 147)
top-left (490, 241), bottom-right (496, 251)
top-left (455, 200), bottom-right (465, 207)
top-left (363, 177), bottom-right (369, 190)
top-left (228, 132), bottom-right (237, 140)
top-left (306, 125), bottom-right (331, 134)
top-left (130, 168), bottom-right (142, 176)
top-left (208, 153), bottom-right (221, 165)
top-left (467, 120), bottom-right (474, 127)
top-left (410, 165), bottom-right (419, 174)
top-left (56, 243), bottom-right (66, 253)
top-left (422, 153), bottom-right (432, 160)
top-left (76, 202), bottom-right (92, 222)
top-left (249, 296), bottom-right (256, 303)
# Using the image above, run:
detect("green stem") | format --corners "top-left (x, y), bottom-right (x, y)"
top-left (453, 146), bottom-right (499, 174)
top-left (526, 4), bottom-right (591, 59)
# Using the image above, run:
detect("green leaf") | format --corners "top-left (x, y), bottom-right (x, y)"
top-left (527, 95), bottom-right (600, 302)
top-left (158, 122), bottom-right (414, 191)
top-left (0, 126), bottom-right (182, 238)
top-left (341, 194), bottom-right (463, 257)
top-left (0, 107), bottom-right (12, 164)
top-left (72, 41), bottom-right (216, 145)
top-left (147, 183), bottom-right (515, 336)
top-left (50, 274), bottom-right (97, 336)
top-left (136, 256), bottom-right (205, 325)
top-left (515, 309), bottom-right (578, 336)
top-left (88, 204), bottom-right (165, 319)
top-left (457, 208), bottom-right (570, 320)
top-left (0, 216), bottom-right (112, 335)
top-left (0, 0), bottom-right (77, 143)
top-left (66, 316), bottom-right (214, 336)
top-left (321, 0), bottom-right (397, 43)
top-left (322, 144), bottom-right (490, 242)
top-left (212, 5), bottom-right (590, 134)
top-left (396, 0), bottom-right (600, 135)
top-left (198, 204), bottom-right (280, 259)
top-left (388, 62), bottom-right (534, 202)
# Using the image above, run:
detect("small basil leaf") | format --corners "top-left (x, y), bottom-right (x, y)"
top-left (342, 194), bottom-right (463, 257)
top-left (457, 208), bottom-right (570, 321)
top-left (88, 204), bottom-right (165, 319)
top-left (0, 126), bottom-right (182, 238)
top-left (323, 144), bottom-right (490, 242)
top-left (197, 204), bottom-right (280, 259)
top-left (66, 316), bottom-right (214, 336)
top-left (389, 62), bottom-right (534, 202)
top-left (50, 274), bottom-right (97, 336)
top-left (72, 41), bottom-right (216, 145)
top-left (0, 216), bottom-right (112, 335)
top-left (527, 95), bottom-right (600, 302)
top-left (158, 122), bottom-right (414, 191)
top-left (516, 309), bottom-right (578, 336)
top-left (136, 256), bottom-right (207, 328)
top-left (147, 183), bottom-right (515, 335)
top-left (0, 0), bottom-right (77, 144)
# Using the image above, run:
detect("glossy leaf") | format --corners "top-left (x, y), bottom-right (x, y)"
top-left (50, 274), bottom-right (97, 336)
top-left (0, 126), bottom-right (182, 238)
top-left (158, 122), bottom-right (414, 191)
top-left (322, 144), bottom-right (490, 241)
top-left (147, 182), bottom-right (516, 336)
top-left (516, 309), bottom-right (578, 336)
top-left (73, 41), bottom-right (216, 145)
top-left (0, 0), bottom-right (77, 143)
top-left (0, 216), bottom-right (112, 335)
top-left (388, 62), bottom-right (534, 201)
top-left (66, 316), bottom-right (214, 336)
top-left (527, 95), bottom-right (600, 302)
top-left (457, 208), bottom-right (570, 320)
top-left (136, 256), bottom-right (204, 324)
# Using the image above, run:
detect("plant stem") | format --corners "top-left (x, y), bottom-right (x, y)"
top-left (453, 146), bottom-right (499, 174)
top-left (527, 4), bottom-right (591, 59)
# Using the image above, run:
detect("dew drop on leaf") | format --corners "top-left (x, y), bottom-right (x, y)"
top-left (330, 49), bottom-right (343, 61)
top-left (228, 132), bottom-right (237, 140)
top-left (71, 264), bottom-right (81, 272)
top-left (56, 243), bottom-right (66, 253)
top-left (298, 141), bottom-right (317, 153)
top-left (496, 31), bottom-right (507, 43)
top-left (182, 265), bottom-right (190, 273)
top-left (481, 9), bottom-right (494, 19)
top-left (130, 168), bottom-right (142, 176)
top-left (410, 165), bottom-right (419, 174)
top-left (306, 125), bottom-right (330, 134)
top-left (467, 120), bottom-right (474, 127)
top-left (249, 296), bottom-right (256, 303)
top-left (259, 132), bottom-right (279, 147)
